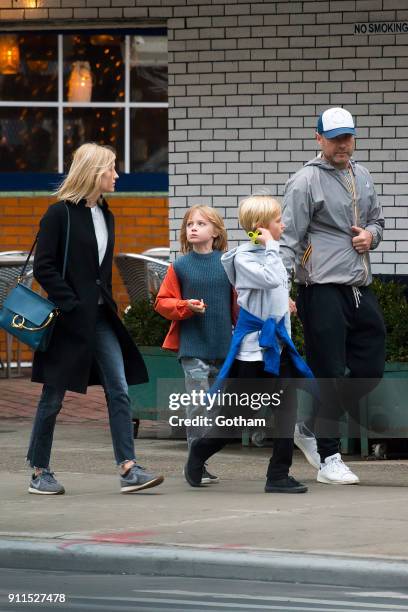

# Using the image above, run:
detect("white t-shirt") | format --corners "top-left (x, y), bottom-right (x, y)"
top-left (90, 204), bottom-right (108, 304)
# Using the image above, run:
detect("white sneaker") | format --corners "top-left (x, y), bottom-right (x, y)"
top-left (317, 453), bottom-right (360, 485)
top-left (294, 422), bottom-right (321, 469)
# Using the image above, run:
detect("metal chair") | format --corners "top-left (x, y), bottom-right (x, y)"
top-left (115, 253), bottom-right (170, 304)
top-left (0, 252), bottom-right (34, 377)
top-left (142, 247), bottom-right (170, 262)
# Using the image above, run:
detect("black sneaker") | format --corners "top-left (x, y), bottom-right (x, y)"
top-left (201, 464), bottom-right (219, 484)
top-left (265, 475), bottom-right (308, 494)
top-left (184, 441), bottom-right (205, 487)
top-left (120, 464), bottom-right (164, 494)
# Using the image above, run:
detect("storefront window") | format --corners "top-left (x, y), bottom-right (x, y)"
top-left (0, 29), bottom-right (168, 191)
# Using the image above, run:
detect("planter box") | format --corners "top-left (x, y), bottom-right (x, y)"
top-left (359, 362), bottom-right (408, 457)
top-left (128, 346), bottom-right (184, 421)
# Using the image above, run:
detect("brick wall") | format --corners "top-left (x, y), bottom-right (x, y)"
top-left (1, 0), bottom-right (407, 279)
top-left (0, 195), bottom-right (168, 364)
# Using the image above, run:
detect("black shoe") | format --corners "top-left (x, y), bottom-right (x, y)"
top-left (201, 463), bottom-right (219, 484)
top-left (264, 475), bottom-right (308, 494)
top-left (184, 441), bottom-right (205, 487)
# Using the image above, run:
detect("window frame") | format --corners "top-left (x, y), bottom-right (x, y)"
top-left (0, 27), bottom-right (168, 193)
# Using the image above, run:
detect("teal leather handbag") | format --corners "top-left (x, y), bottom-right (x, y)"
top-left (0, 204), bottom-right (70, 352)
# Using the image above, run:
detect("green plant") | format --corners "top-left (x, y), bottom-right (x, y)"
top-left (371, 277), bottom-right (408, 362)
top-left (290, 278), bottom-right (408, 362)
top-left (123, 297), bottom-right (169, 347)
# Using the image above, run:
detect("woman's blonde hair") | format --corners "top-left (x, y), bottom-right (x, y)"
top-left (238, 194), bottom-right (281, 233)
top-left (180, 204), bottom-right (228, 254)
top-left (55, 143), bottom-right (116, 204)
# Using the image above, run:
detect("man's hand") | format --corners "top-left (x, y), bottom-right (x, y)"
top-left (289, 297), bottom-right (297, 315)
top-left (351, 226), bottom-right (373, 253)
top-left (187, 298), bottom-right (206, 314)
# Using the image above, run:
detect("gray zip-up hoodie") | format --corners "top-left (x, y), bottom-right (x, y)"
top-left (221, 240), bottom-right (290, 356)
top-left (280, 155), bottom-right (384, 286)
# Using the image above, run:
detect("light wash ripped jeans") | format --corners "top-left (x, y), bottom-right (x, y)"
top-left (180, 357), bottom-right (223, 447)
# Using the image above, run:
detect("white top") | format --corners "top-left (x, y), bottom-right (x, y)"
top-left (90, 204), bottom-right (108, 265)
top-left (90, 204), bottom-right (108, 304)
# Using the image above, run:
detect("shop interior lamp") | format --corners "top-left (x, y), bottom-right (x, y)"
top-left (0, 34), bottom-right (20, 75)
top-left (67, 61), bottom-right (92, 102)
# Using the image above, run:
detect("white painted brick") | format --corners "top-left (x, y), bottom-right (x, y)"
top-left (73, 7), bottom-right (97, 16)
top-left (396, 264), bottom-right (408, 274)
top-left (201, 185), bottom-right (226, 196)
top-left (330, 47), bottom-right (356, 58)
top-left (357, 93), bottom-right (383, 104)
top-left (48, 7), bottom-right (73, 16)
top-left (317, 11), bottom-right (342, 23)
top-left (176, 186), bottom-right (201, 197)
top-left (304, 70), bottom-right (329, 82)
top-left (290, 12), bottom-right (316, 24)
top-left (384, 46), bottom-right (408, 58)
top-left (253, 162), bottom-right (277, 173)
top-left (199, 4), bottom-right (224, 16)
top-left (188, 174), bottom-right (213, 185)
top-left (372, 264), bottom-right (395, 274)
top-left (344, 82), bottom-right (369, 93)
top-left (227, 117), bottom-right (251, 128)
top-left (200, 73), bottom-right (225, 84)
top-left (356, 46), bottom-right (382, 57)
top-left (227, 185), bottom-right (254, 196)
top-left (276, 2), bottom-right (302, 14)
top-left (212, 38), bottom-right (237, 50)
top-left (238, 15), bottom-right (263, 26)
top-left (215, 107), bottom-right (238, 117)
top-left (202, 118), bottom-right (227, 129)
top-left (202, 140), bottom-right (227, 151)
top-left (185, 40), bottom-right (211, 51)
top-left (278, 116), bottom-right (303, 127)
top-left (330, 93), bottom-right (357, 105)
top-left (251, 2), bottom-right (277, 15)
top-left (174, 5), bottom-right (198, 17)
top-left (227, 49), bottom-right (251, 61)
top-left (200, 95), bottom-right (225, 107)
top-left (226, 140), bottom-right (252, 151)
top-left (289, 82), bottom-right (315, 93)
top-left (176, 141), bottom-right (200, 152)
top-left (241, 151), bottom-right (266, 162)
top-left (226, 94), bottom-right (252, 105)
top-left (237, 38), bottom-right (263, 49)
top-left (188, 108), bottom-right (213, 118)
top-left (189, 152), bottom-right (214, 163)
top-left (214, 173), bottom-right (239, 184)
top-left (215, 151), bottom-right (239, 162)
top-left (238, 83), bottom-right (262, 95)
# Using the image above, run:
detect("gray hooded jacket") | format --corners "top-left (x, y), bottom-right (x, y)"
top-left (221, 240), bottom-right (290, 356)
top-left (280, 155), bottom-right (384, 286)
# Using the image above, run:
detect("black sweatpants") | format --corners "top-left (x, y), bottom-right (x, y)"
top-left (296, 284), bottom-right (386, 461)
top-left (195, 351), bottom-right (298, 481)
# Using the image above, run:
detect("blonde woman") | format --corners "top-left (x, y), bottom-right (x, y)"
top-left (27, 143), bottom-right (164, 495)
top-left (155, 205), bottom-right (236, 485)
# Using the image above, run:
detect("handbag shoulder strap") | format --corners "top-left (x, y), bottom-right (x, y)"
top-left (20, 202), bottom-right (71, 281)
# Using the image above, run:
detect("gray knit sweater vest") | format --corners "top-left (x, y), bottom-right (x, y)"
top-left (173, 250), bottom-right (232, 360)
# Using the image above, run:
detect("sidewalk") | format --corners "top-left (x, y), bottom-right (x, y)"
top-left (1, 372), bottom-right (408, 587)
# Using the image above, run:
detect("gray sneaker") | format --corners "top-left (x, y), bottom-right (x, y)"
top-left (28, 469), bottom-right (65, 495)
top-left (120, 464), bottom-right (164, 494)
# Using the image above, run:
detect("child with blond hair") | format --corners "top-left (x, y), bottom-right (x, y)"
top-left (155, 204), bottom-right (236, 484)
top-left (184, 194), bottom-right (313, 493)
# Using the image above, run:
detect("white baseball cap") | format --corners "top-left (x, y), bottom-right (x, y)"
top-left (316, 107), bottom-right (355, 139)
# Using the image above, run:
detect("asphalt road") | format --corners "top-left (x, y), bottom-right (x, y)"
top-left (1, 570), bottom-right (408, 612)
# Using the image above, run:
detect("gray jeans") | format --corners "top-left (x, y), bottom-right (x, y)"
top-left (180, 357), bottom-right (223, 447)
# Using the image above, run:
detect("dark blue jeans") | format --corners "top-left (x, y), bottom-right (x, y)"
top-left (27, 306), bottom-right (136, 469)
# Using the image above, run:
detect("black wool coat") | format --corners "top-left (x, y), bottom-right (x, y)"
top-left (31, 199), bottom-right (148, 394)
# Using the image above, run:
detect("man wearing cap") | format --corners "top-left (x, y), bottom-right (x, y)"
top-left (280, 107), bottom-right (385, 485)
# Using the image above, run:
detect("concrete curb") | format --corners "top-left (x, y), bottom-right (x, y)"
top-left (1, 539), bottom-right (408, 588)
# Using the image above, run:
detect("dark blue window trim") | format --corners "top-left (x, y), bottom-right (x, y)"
top-left (0, 173), bottom-right (168, 193)
top-left (0, 27), bottom-right (168, 193)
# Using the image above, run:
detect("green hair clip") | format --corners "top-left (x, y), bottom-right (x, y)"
top-left (248, 229), bottom-right (261, 245)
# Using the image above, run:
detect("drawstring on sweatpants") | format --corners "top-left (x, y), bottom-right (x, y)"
top-left (352, 286), bottom-right (362, 308)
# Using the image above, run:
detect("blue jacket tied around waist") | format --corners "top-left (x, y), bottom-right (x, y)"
top-left (209, 308), bottom-right (314, 395)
